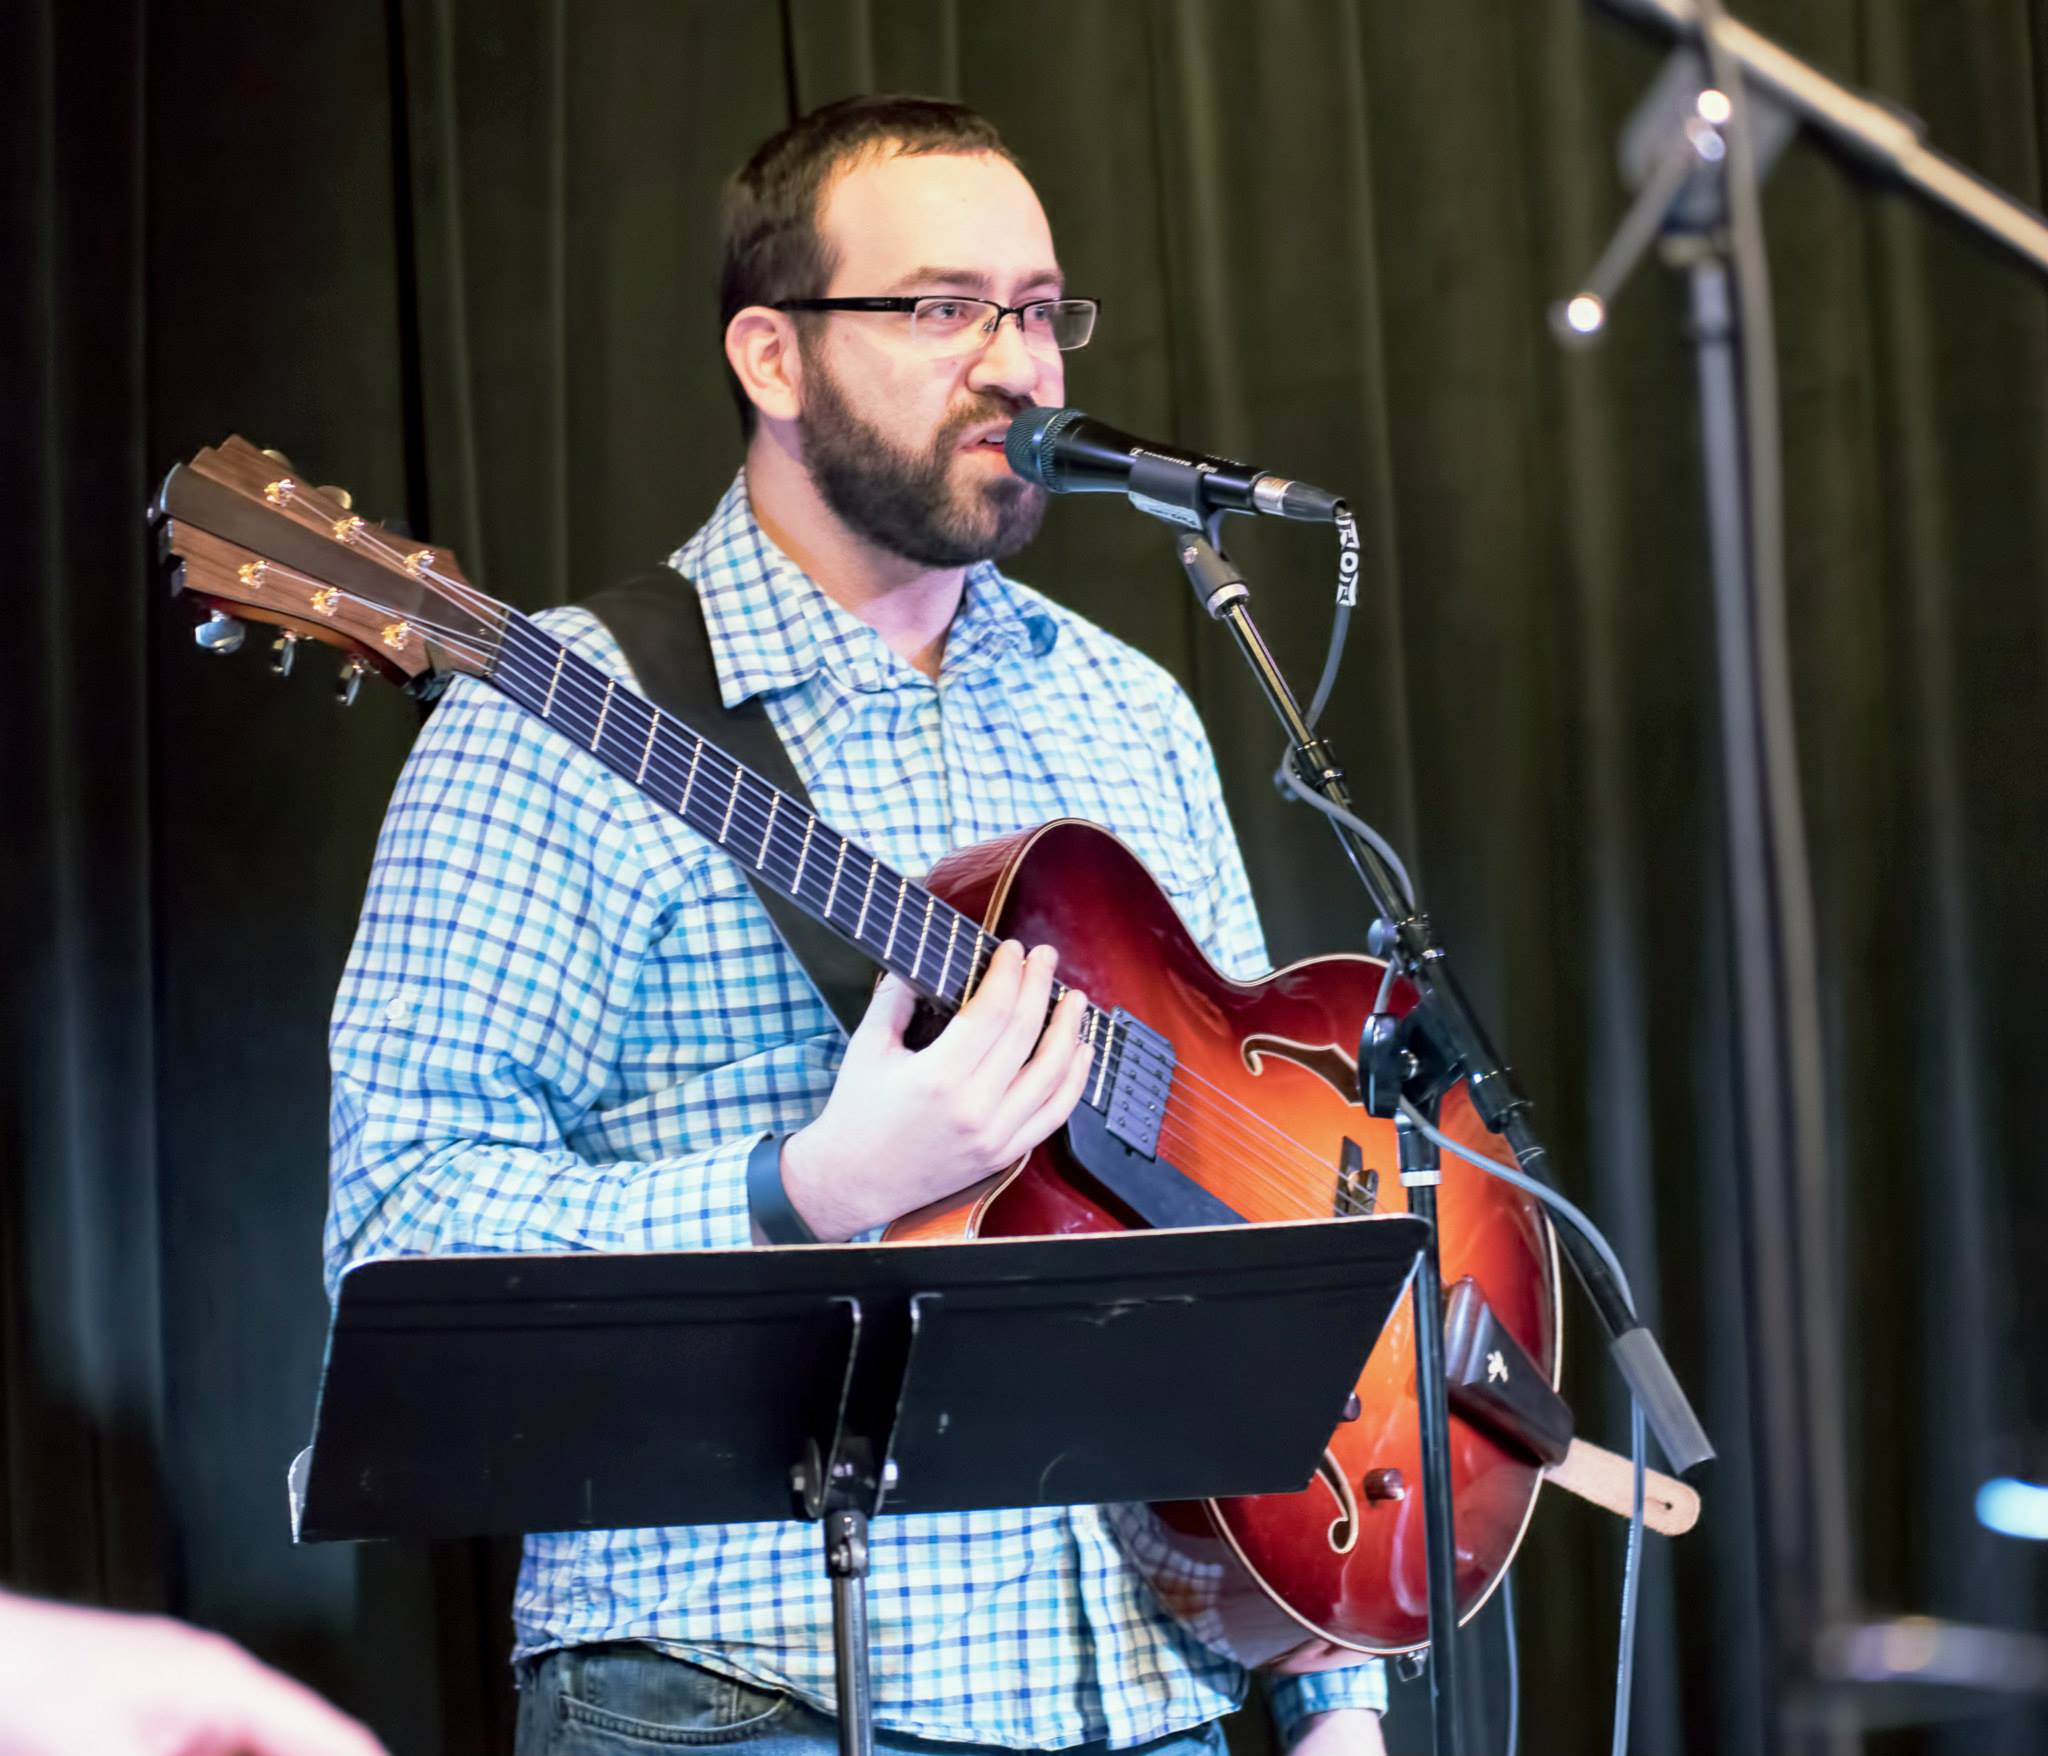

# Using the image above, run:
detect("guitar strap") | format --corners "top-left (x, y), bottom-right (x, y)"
top-left (578, 567), bottom-right (873, 1036)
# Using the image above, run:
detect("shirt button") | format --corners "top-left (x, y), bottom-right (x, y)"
top-left (384, 996), bottom-right (413, 1025)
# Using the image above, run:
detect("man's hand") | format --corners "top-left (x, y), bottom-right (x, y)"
top-left (0, 1590), bottom-right (389, 1756)
top-left (1287, 1710), bottom-right (1388, 1756)
top-left (779, 941), bottom-right (1093, 1240)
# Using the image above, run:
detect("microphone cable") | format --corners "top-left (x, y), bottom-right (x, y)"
top-left (1269, 505), bottom-right (1420, 912)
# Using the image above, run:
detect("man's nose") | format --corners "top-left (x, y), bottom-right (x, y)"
top-left (966, 312), bottom-right (1043, 399)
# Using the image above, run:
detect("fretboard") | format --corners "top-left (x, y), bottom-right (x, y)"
top-left (489, 611), bottom-right (1103, 1043)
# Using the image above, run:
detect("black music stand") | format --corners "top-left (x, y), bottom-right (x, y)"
top-left (291, 1217), bottom-right (1427, 1756)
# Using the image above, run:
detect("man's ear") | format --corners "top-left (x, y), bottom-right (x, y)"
top-left (725, 307), bottom-right (803, 426)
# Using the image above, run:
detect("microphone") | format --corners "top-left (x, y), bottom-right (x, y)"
top-left (1004, 407), bottom-right (1345, 525)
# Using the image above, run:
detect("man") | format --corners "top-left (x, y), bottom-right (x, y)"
top-left (327, 96), bottom-right (1390, 1756)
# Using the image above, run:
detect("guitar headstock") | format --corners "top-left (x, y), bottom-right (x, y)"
top-left (152, 436), bottom-right (504, 703)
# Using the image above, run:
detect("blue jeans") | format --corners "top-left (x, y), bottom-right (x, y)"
top-left (514, 1643), bottom-right (1230, 1756)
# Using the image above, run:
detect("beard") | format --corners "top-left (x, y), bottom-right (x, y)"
top-left (797, 347), bottom-right (1048, 568)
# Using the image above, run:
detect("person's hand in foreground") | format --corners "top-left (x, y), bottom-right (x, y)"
top-left (0, 1589), bottom-right (388, 1756)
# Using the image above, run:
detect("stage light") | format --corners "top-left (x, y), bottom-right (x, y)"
top-left (1976, 1477), bottom-right (2048, 1541)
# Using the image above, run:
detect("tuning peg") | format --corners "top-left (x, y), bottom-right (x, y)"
top-left (335, 654), bottom-right (369, 706)
top-left (316, 484), bottom-right (355, 511)
top-left (194, 610), bottom-right (246, 654)
top-left (271, 632), bottom-right (299, 676)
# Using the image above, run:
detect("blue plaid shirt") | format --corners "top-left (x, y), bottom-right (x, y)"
top-left (326, 473), bottom-right (1389, 1746)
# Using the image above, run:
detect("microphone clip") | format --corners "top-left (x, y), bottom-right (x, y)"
top-left (1125, 450), bottom-right (1218, 531)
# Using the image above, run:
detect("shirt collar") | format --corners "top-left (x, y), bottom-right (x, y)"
top-left (669, 472), bottom-right (1059, 707)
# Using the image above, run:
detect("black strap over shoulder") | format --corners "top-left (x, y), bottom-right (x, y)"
top-left (578, 567), bottom-right (873, 1036)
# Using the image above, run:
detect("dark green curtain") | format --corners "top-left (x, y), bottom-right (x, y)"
top-left (6, 2), bottom-right (2046, 1752)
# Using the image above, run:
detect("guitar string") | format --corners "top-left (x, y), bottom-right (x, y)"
top-left (216, 520), bottom-right (1420, 1212)
top-left (218, 552), bottom-right (1390, 1216)
top-left (223, 550), bottom-right (1381, 1216)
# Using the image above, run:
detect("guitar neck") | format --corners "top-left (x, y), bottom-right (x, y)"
top-left (149, 436), bottom-right (1113, 1076)
top-left (490, 611), bottom-right (1030, 1022)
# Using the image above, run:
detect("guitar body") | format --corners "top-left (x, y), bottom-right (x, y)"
top-left (886, 819), bottom-right (1562, 1662)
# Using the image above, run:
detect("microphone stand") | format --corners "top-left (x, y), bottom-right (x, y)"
top-left (1594, 0), bottom-right (2048, 282)
top-left (1554, 12), bottom-right (2048, 1744)
top-left (1153, 474), bottom-right (1714, 1756)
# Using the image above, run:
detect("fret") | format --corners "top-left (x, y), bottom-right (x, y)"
top-left (679, 739), bottom-right (702, 817)
top-left (758, 793), bottom-right (780, 868)
top-left (912, 894), bottom-right (936, 984)
top-left (854, 858), bottom-right (879, 940)
top-left (635, 709), bottom-right (661, 784)
top-left (939, 914), bottom-right (961, 997)
top-left (591, 677), bottom-right (615, 751)
top-left (884, 877), bottom-right (907, 961)
top-left (719, 765), bottom-right (743, 844)
top-left (542, 647), bottom-right (565, 719)
top-left (792, 818), bottom-right (816, 899)
top-left (963, 935), bottom-right (988, 1001)
top-left (824, 840), bottom-right (850, 922)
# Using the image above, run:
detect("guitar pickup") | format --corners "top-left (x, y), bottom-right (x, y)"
top-left (1096, 1008), bottom-right (1174, 1160)
top-left (1063, 1008), bottom-right (1245, 1230)
top-left (1442, 1276), bottom-right (1573, 1469)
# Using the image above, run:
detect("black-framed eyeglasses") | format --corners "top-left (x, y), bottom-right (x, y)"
top-left (773, 295), bottom-right (1099, 357)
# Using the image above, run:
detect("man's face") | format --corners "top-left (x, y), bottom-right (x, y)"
top-left (795, 148), bottom-right (1066, 568)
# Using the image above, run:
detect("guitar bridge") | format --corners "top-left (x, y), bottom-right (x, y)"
top-left (1336, 1137), bottom-right (1378, 1217)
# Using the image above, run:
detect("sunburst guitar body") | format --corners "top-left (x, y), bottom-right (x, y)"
top-left (888, 819), bottom-right (1561, 1662)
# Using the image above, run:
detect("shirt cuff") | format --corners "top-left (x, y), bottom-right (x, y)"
top-left (1266, 1660), bottom-right (1390, 1746)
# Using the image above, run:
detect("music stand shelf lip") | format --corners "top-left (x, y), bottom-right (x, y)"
top-left (335, 1211), bottom-right (1416, 1268)
top-left (301, 1213), bottom-right (1427, 1543)
top-left (328, 1213), bottom-right (1428, 1311)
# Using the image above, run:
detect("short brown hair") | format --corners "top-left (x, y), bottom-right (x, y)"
top-left (718, 95), bottom-right (1020, 432)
